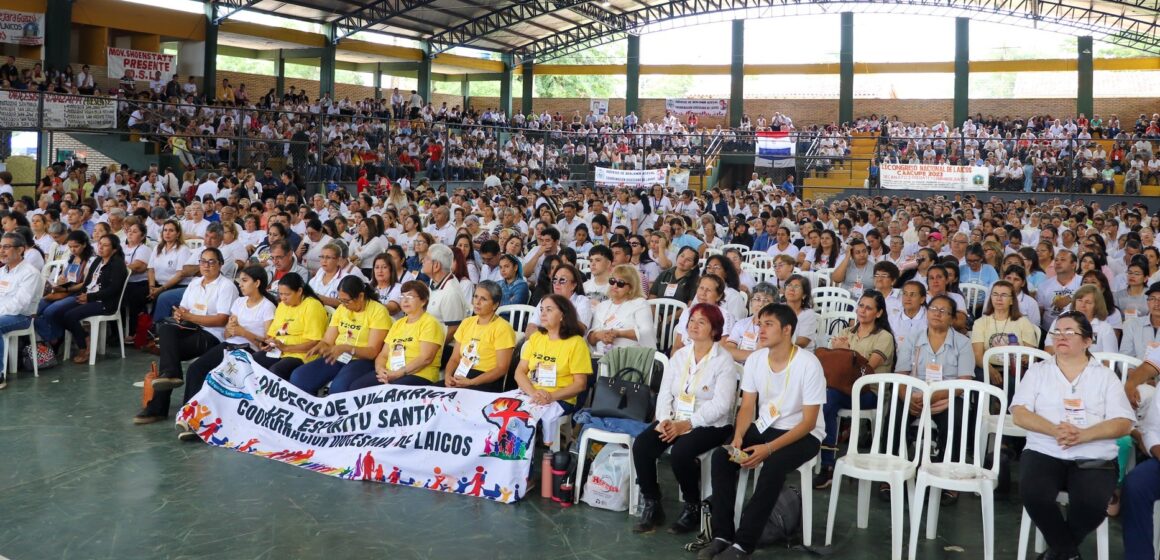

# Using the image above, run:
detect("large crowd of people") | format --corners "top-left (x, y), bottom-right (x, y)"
top-left (8, 149), bottom-right (1160, 556)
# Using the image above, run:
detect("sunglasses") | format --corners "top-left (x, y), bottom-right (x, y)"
top-left (609, 279), bottom-right (630, 288)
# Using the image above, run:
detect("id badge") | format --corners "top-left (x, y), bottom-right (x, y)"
top-left (536, 362), bottom-right (558, 388)
top-left (925, 363), bottom-right (943, 383)
top-left (454, 354), bottom-right (476, 378)
top-left (389, 345), bottom-right (406, 371)
top-left (674, 393), bottom-right (695, 421)
top-left (266, 347), bottom-right (282, 359)
top-left (740, 330), bottom-right (758, 351)
top-left (664, 283), bottom-right (678, 297)
top-left (337, 352), bottom-right (353, 364)
top-left (1062, 398), bottom-right (1087, 427)
top-left (755, 402), bottom-right (779, 431)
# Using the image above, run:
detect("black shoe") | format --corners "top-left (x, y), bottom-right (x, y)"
top-left (176, 422), bottom-right (199, 442)
top-left (632, 498), bottom-right (666, 533)
top-left (696, 539), bottom-right (731, 560)
top-left (133, 410), bottom-right (165, 425)
top-left (813, 466), bottom-right (834, 489)
top-left (151, 376), bottom-right (184, 390)
top-left (713, 545), bottom-right (751, 560)
top-left (668, 502), bottom-right (699, 534)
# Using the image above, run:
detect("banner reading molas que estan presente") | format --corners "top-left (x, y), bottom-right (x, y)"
top-left (181, 351), bottom-right (561, 503)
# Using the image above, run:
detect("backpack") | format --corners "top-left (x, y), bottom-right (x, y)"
top-left (815, 347), bottom-right (872, 396)
top-left (759, 485), bottom-right (803, 546)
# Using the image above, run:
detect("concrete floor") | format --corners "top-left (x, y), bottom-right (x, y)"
top-left (0, 349), bottom-right (1127, 560)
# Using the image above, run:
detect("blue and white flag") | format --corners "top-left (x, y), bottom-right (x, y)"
top-left (756, 130), bottom-right (795, 158)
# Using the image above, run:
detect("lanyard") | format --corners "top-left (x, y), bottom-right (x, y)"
top-left (764, 346), bottom-right (798, 411)
top-left (681, 345), bottom-right (714, 396)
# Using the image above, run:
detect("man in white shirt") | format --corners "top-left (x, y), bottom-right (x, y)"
top-left (195, 173), bottom-right (219, 201)
top-left (522, 227), bottom-right (560, 285)
top-left (0, 233), bottom-right (43, 389)
top-left (423, 244), bottom-right (468, 340)
top-left (581, 245), bottom-right (613, 304)
top-left (424, 206), bottom-right (457, 246)
top-left (478, 240), bottom-right (503, 283)
top-left (1036, 250), bottom-right (1082, 332)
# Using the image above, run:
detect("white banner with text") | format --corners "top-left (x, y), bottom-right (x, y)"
top-left (594, 166), bottom-right (668, 187)
top-left (881, 164), bottom-right (990, 191)
top-left (665, 98), bottom-right (728, 117)
top-left (0, 9), bottom-right (43, 46)
top-left (107, 47), bottom-right (177, 82)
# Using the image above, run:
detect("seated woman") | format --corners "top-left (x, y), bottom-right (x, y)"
top-left (44, 234), bottom-right (129, 364)
top-left (725, 282), bottom-right (779, 363)
top-left (633, 303), bottom-right (738, 534)
top-left (816, 290), bottom-right (896, 489)
top-left (782, 274), bottom-right (819, 351)
top-left (37, 230), bottom-right (98, 346)
top-left (498, 254), bottom-right (529, 306)
top-left (445, 280), bottom-right (517, 392)
top-left (1081, 270), bottom-right (1124, 331)
top-left (1002, 265), bottom-right (1041, 327)
top-left (136, 248), bottom-right (240, 424)
top-left (1113, 259), bottom-right (1149, 321)
top-left (308, 243), bottom-right (366, 308)
top-left (121, 221), bottom-right (151, 339)
top-left (289, 276), bottom-right (392, 395)
top-left (971, 279), bottom-right (1040, 386)
top-left (703, 254), bottom-right (747, 320)
top-left (370, 253), bottom-right (403, 317)
top-left (1012, 311), bottom-right (1133, 560)
top-left (649, 246), bottom-right (700, 304)
top-left (587, 265), bottom-right (657, 357)
top-left (671, 275), bottom-right (736, 354)
top-left (172, 266), bottom-right (277, 440)
top-left (894, 294), bottom-right (976, 502)
top-left (147, 219), bottom-right (196, 325)
top-left (256, 272), bottom-right (329, 379)
top-left (1045, 285), bottom-right (1118, 354)
top-left (525, 264), bottom-right (591, 337)
top-left (513, 293), bottom-right (592, 414)
top-left (336, 281), bottom-right (445, 391)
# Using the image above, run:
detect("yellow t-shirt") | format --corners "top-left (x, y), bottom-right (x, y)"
top-left (453, 315), bottom-right (517, 373)
top-left (331, 300), bottom-right (393, 348)
top-left (384, 312), bottom-right (446, 383)
top-left (267, 297), bottom-right (329, 362)
top-left (520, 332), bottom-right (593, 403)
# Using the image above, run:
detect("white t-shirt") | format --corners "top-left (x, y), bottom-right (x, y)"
top-left (309, 266), bottom-right (366, 301)
top-left (1010, 357), bottom-right (1133, 460)
top-left (741, 347), bottom-right (827, 441)
top-left (226, 296), bottom-right (277, 349)
top-left (123, 243), bottom-right (151, 283)
top-left (152, 245), bottom-right (192, 286)
top-left (179, 275), bottom-right (241, 341)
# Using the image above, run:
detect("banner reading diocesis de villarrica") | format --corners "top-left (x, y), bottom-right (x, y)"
top-left (181, 351), bottom-right (562, 504)
top-left (0, 91), bottom-right (117, 129)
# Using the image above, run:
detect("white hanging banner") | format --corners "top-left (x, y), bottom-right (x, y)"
top-left (0, 90), bottom-right (39, 128)
top-left (665, 98), bottom-right (728, 117)
top-left (594, 166), bottom-right (667, 187)
top-left (107, 47), bottom-right (177, 83)
top-left (589, 99), bottom-right (609, 116)
top-left (43, 94), bottom-right (118, 129)
top-left (0, 9), bottom-right (44, 46)
top-left (182, 351), bottom-right (561, 504)
top-left (880, 164), bottom-right (990, 191)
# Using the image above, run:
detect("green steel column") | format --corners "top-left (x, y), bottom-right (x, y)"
top-left (499, 54), bottom-right (513, 117)
top-left (1077, 36), bottom-right (1093, 117)
top-left (43, 0), bottom-right (72, 73)
top-left (374, 62), bottom-right (382, 100)
top-left (461, 75), bottom-right (471, 110)
top-left (625, 34), bottom-right (640, 117)
top-left (320, 25), bottom-right (337, 97)
top-left (275, 49), bottom-right (285, 98)
top-left (953, 17), bottom-right (969, 127)
top-left (521, 60), bottom-right (534, 115)
top-left (417, 42), bottom-right (432, 102)
top-left (729, 19), bottom-right (744, 128)
top-left (203, 3), bottom-right (218, 102)
top-left (839, 12), bottom-right (853, 125)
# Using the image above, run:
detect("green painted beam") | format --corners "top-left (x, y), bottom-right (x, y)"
top-left (43, 0), bottom-right (72, 72)
top-left (729, 19), bottom-right (743, 128)
top-left (275, 49), bottom-right (284, 97)
top-left (203, 3), bottom-right (218, 101)
top-left (954, 18), bottom-right (969, 126)
top-left (839, 12), bottom-right (853, 125)
top-left (625, 34), bottom-right (640, 117)
top-left (319, 25), bottom-right (336, 97)
top-left (499, 53), bottom-right (513, 117)
top-left (417, 42), bottom-right (432, 102)
top-left (521, 59), bottom-right (534, 115)
top-left (1078, 36), bottom-right (1093, 117)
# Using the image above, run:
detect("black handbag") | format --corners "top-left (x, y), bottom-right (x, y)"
top-left (589, 367), bottom-right (652, 422)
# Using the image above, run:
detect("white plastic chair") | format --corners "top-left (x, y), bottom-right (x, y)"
top-left (813, 286), bottom-right (852, 303)
top-left (818, 309), bottom-right (856, 349)
top-left (980, 346), bottom-right (1050, 449)
top-left (826, 374), bottom-right (930, 560)
top-left (1017, 491), bottom-right (1109, 560)
top-left (649, 298), bottom-right (687, 353)
top-left (722, 243), bottom-right (750, 254)
top-left (814, 294), bottom-right (856, 317)
top-left (184, 238), bottom-right (205, 251)
top-left (576, 258), bottom-right (591, 275)
top-left (735, 454), bottom-right (820, 546)
top-left (958, 283), bottom-right (987, 320)
top-left (908, 380), bottom-right (1008, 560)
top-left (798, 270), bottom-right (829, 289)
top-left (745, 253), bottom-right (774, 269)
top-left (497, 304), bottom-right (536, 334)
top-left (1093, 351), bottom-right (1143, 384)
top-left (63, 274), bottom-right (131, 365)
top-left (3, 264), bottom-right (54, 378)
top-left (815, 267), bottom-right (835, 287)
top-left (574, 350), bottom-right (668, 515)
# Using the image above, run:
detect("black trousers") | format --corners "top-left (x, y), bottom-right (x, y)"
top-left (1020, 449), bottom-right (1117, 556)
top-left (633, 422), bottom-right (732, 502)
top-left (122, 281), bottom-right (149, 335)
top-left (254, 351), bottom-right (304, 380)
top-left (885, 395), bottom-right (965, 462)
top-left (144, 334), bottom-right (228, 417)
top-left (710, 425), bottom-right (820, 552)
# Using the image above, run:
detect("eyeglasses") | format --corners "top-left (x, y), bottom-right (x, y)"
top-left (0, 244), bottom-right (14, 250)
top-left (928, 306), bottom-right (952, 316)
top-left (873, 273), bottom-right (892, 280)
top-left (338, 297), bottom-right (355, 306)
top-left (991, 292), bottom-right (1013, 299)
top-left (1149, 297), bottom-right (1160, 304)
top-left (552, 277), bottom-right (572, 285)
top-left (199, 259), bottom-right (219, 266)
top-left (609, 279), bottom-right (630, 288)
top-left (628, 242), bottom-right (640, 247)
top-left (1049, 329), bottom-right (1083, 339)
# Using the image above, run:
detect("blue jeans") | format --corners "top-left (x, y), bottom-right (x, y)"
top-left (290, 358), bottom-right (374, 395)
top-left (0, 314), bottom-right (31, 372)
top-left (822, 387), bottom-right (878, 467)
top-left (36, 295), bottom-right (78, 343)
top-left (1123, 457), bottom-right (1160, 558)
top-left (152, 287), bottom-right (186, 324)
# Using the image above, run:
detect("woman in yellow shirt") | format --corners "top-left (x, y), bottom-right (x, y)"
top-left (342, 280), bottom-right (445, 391)
top-left (256, 273), bottom-right (328, 379)
top-left (289, 276), bottom-right (392, 395)
top-left (446, 280), bottom-right (517, 392)
top-left (513, 293), bottom-right (593, 413)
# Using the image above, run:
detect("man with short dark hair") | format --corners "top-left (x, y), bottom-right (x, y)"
top-left (0, 233), bottom-right (41, 389)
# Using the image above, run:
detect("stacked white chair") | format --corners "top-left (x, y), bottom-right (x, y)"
top-left (1092, 351), bottom-right (1143, 384)
top-left (649, 298), bottom-right (687, 353)
top-left (958, 283), bottom-right (988, 320)
top-left (980, 346), bottom-right (1050, 450)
